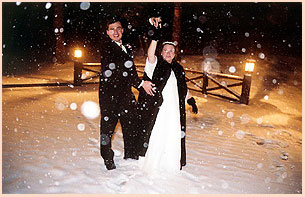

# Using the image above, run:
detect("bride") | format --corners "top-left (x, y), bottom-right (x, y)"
top-left (137, 18), bottom-right (198, 173)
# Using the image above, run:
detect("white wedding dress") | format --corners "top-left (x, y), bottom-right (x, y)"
top-left (139, 57), bottom-right (181, 174)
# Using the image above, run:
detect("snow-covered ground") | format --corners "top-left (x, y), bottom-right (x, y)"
top-left (2, 55), bottom-right (302, 194)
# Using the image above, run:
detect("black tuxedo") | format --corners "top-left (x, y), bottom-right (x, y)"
top-left (99, 38), bottom-right (142, 163)
top-left (137, 56), bottom-right (188, 169)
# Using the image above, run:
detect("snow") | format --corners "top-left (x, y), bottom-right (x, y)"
top-left (2, 55), bottom-right (302, 194)
top-left (80, 2), bottom-right (90, 11)
top-left (45, 2), bottom-right (52, 10)
top-left (80, 101), bottom-right (100, 119)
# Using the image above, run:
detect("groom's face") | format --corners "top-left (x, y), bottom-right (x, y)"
top-left (106, 21), bottom-right (124, 42)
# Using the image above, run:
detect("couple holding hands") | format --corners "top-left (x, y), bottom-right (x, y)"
top-left (98, 16), bottom-right (198, 173)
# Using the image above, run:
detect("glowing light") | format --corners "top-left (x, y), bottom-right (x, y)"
top-left (245, 59), bottom-right (255, 72)
top-left (74, 49), bottom-right (82, 58)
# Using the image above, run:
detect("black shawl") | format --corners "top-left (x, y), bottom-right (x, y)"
top-left (137, 56), bottom-right (187, 168)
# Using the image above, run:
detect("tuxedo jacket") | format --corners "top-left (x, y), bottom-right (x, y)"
top-left (99, 38), bottom-right (142, 107)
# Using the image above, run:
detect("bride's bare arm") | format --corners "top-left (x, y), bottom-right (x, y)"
top-left (147, 17), bottom-right (162, 64)
top-left (147, 40), bottom-right (158, 64)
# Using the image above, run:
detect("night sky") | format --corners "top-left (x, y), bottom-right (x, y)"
top-left (2, 2), bottom-right (302, 74)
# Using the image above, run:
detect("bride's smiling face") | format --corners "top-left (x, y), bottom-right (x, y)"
top-left (161, 44), bottom-right (176, 64)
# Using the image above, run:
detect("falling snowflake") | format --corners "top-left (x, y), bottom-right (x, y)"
top-left (148, 30), bottom-right (154, 36)
top-left (45, 2), bottom-right (52, 9)
top-left (70, 103), bottom-right (77, 110)
top-left (124, 60), bottom-right (133, 68)
top-left (80, 2), bottom-right (90, 10)
top-left (245, 32), bottom-right (250, 37)
top-left (235, 130), bottom-right (245, 139)
top-left (100, 134), bottom-right (110, 145)
top-left (220, 81), bottom-right (227, 87)
top-left (123, 72), bottom-right (128, 77)
top-left (196, 28), bottom-right (203, 33)
top-left (226, 111), bottom-right (234, 118)
top-left (240, 114), bottom-right (251, 124)
top-left (241, 48), bottom-right (246, 53)
top-left (258, 53), bottom-right (265, 59)
top-left (77, 123), bottom-right (85, 131)
top-left (109, 63), bottom-right (116, 70)
top-left (16, 2), bottom-right (21, 6)
top-left (55, 97), bottom-right (68, 111)
top-left (278, 89), bottom-right (284, 95)
top-left (104, 70), bottom-right (112, 77)
top-left (257, 163), bottom-right (263, 169)
top-left (202, 57), bottom-right (220, 73)
top-left (256, 117), bottom-right (263, 124)
top-left (229, 66), bottom-right (236, 73)
top-left (264, 95), bottom-right (269, 100)
top-left (81, 101), bottom-right (100, 119)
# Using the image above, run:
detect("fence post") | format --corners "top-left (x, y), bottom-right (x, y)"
top-left (240, 74), bottom-right (252, 105)
top-left (74, 61), bottom-right (83, 86)
top-left (202, 71), bottom-right (208, 94)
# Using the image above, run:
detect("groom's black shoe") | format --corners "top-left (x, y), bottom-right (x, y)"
top-left (123, 155), bottom-right (139, 160)
top-left (105, 160), bottom-right (116, 170)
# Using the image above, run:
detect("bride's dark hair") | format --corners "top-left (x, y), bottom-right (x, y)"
top-left (156, 41), bottom-right (177, 56)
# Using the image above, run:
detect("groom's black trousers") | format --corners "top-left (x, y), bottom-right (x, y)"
top-left (99, 97), bottom-right (139, 163)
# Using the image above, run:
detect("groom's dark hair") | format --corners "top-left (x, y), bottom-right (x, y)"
top-left (106, 16), bottom-right (123, 29)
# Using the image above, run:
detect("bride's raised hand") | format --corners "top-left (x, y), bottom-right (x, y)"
top-left (149, 17), bottom-right (162, 28)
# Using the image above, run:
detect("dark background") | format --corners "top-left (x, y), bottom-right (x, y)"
top-left (2, 2), bottom-right (302, 74)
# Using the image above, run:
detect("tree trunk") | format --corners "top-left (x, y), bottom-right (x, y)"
top-left (137, 35), bottom-right (145, 56)
top-left (53, 3), bottom-right (65, 64)
top-left (172, 2), bottom-right (182, 62)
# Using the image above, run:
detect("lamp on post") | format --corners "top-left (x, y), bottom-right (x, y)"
top-left (240, 59), bottom-right (255, 105)
top-left (73, 48), bottom-right (83, 86)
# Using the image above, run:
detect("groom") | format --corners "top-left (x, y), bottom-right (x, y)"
top-left (99, 16), bottom-right (156, 170)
